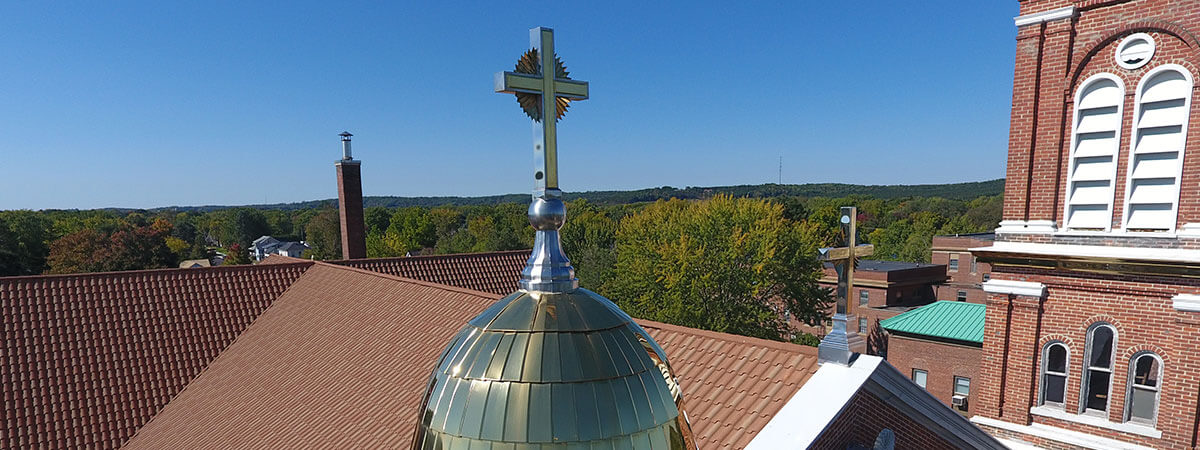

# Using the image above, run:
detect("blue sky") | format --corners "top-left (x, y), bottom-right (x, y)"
top-left (0, 1), bottom-right (1020, 210)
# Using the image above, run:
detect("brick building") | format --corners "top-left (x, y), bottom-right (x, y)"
top-left (812, 260), bottom-right (946, 355)
top-left (881, 301), bottom-right (985, 417)
top-left (971, 1), bottom-right (1200, 448)
top-left (932, 233), bottom-right (994, 303)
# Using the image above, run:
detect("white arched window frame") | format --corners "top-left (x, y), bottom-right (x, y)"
top-left (1081, 323), bottom-right (1117, 415)
top-left (1065, 73), bottom-right (1126, 231)
top-left (1122, 65), bottom-right (1194, 232)
top-left (1125, 352), bottom-right (1163, 426)
top-left (1040, 341), bottom-right (1071, 408)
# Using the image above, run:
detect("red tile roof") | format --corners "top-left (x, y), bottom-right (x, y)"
top-left (1, 263), bottom-right (312, 449)
top-left (6, 251), bottom-right (818, 449)
top-left (125, 262), bottom-right (819, 449)
top-left (330, 250), bottom-right (528, 295)
top-left (637, 320), bottom-right (820, 449)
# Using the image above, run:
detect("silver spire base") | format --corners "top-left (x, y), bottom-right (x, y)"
top-left (818, 312), bottom-right (866, 365)
top-left (520, 189), bottom-right (579, 293)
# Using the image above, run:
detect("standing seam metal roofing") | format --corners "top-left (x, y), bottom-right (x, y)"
top-left (879, 301), bottom-right (986, 344)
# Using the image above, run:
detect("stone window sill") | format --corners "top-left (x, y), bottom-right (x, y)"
top-left (1030, 405), bottom-right (1161, 439)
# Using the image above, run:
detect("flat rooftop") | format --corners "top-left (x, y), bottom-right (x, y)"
top-left (823, 260), bottom-right (943, 272)
top-left (933, 232), bottom-right (996, 240)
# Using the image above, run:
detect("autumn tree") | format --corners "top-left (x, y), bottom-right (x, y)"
top-left (45, 221), bottom-right (174, 274)
top-left (609, 195), bottom-right (830, 341)
top-left (222, 243), bottom-right (253, 265)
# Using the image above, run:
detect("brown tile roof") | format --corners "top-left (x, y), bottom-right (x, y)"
top-left (1, 263), bottom-right (312, 449)
top-left (637, 320), bottom-right (820, 449)
top-left (125, 262), bottom-right (819, 449)
top-left (7, 251), bottom-right (817, 449)
top-left (330, 249), bottom-right (528, 295)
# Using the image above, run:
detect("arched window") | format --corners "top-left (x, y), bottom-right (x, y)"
top-left (1082, 323), bottom-right (1117, 413)
top-left (1126, 352), bottom-right (1163, 425)
top-left (1123, 65), bottom-right (1193, 232)
top-left (1065, 74), bottom-right (1125, 231)
top-left (1040, 342), bottom-right (1070, 407)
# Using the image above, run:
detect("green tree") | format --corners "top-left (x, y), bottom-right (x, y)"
top-left (385, 207), bottom-right (436, 253)
top-left (560, 200), bottom-right (618, 293)
top-left (303, 208), bottom-right (342, 260)
top-left (0, 210), bottom-right (52, 275)
top-left (610, 195), bottom-right (830, 341)
top-left (211, 207), bottom-right (270, 248)
top-left (364, 207), bottom-right (392, 235)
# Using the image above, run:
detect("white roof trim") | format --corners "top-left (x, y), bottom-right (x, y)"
top-left (745, 356), bottom-right (879, 449)
top-left (996, 220), bottom-right (1058, 235)
top-left (748, 356), bottom-right (1005, 449)
top-left (1179, 223), bottom-right (1200, 237)
top-left (971, 241), bottom-right (1200, 264)
top-left (972, 416), bottom-right (1155, 450)
top-left (982, 279), bottom-right (1047, 297)
top-left (1014, 6), bottom-right (1076, 27)
top-left (1173, 294), bottom-right (1200, 312)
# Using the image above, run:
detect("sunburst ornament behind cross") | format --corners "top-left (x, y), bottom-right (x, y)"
top-left (494, 27), bottom-right (589, 194)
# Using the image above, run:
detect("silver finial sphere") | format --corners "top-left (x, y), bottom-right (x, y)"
top-left (528, 196), bottom-right (566, 231)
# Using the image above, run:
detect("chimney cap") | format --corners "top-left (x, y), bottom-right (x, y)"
top-left (339, 131), bottom-right (353, 138)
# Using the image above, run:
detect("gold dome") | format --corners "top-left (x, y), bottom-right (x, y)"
top-left (412, 288), bottom-right (696, 449)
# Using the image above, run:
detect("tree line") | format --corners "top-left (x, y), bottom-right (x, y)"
top-left (0, 193), bottom-right (1000, 343)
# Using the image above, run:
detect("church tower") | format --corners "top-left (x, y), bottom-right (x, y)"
top-left (411, 27), bottom-right (696, 449)
top-left (335, 131), bottom-right (366, 260)
top-left (972, 2), bottom-right (1200, 448)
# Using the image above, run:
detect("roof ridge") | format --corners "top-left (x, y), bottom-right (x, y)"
top-left (330, 248), bottom-right (531, 264)
top-left (0, 260), bottom-right (316, 283)
top-left (310, 260), bottom-right (505, 300)
top-left (633, 318), bottom-right (818, 356)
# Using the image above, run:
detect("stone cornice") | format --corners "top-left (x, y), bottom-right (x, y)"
top-left (1014, 6), bottom-right (1077, 27)
top-left (982, 279), bottom-right (1048, 298)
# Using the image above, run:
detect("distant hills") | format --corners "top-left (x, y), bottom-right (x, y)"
top-left (137, 179), bottom-right (1005, 213)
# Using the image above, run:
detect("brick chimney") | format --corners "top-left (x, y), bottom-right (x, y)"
top-left (336, 131), bottom-right (366, 259)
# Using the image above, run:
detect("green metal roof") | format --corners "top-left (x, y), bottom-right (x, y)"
top-left (880, 301), bottom-right (985, 344)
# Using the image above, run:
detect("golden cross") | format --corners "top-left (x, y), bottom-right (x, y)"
top-left (819, 206), bottom-right (874, 316)
top-left (494, 27), bottom-right (589, 194)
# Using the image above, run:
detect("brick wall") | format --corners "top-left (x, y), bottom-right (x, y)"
top-left (982, 1), bottom-right (1200, 446)
top-left (1002, 0), bottom-right (1200, 232)
top-left (335, 161), bottom-right (366, 260)
top-left (931, 239), bottom-right (992, 304)
top-left (812, 389), bottom-right (958, 450)
top-left (886, 334), bottom-right (982, 416)
top-left (979, 266), bottom-right (1200, 449)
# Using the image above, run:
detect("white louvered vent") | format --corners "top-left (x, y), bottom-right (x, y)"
top-left (1124, 67), bottom-right (1192, 232)
top-left (1065, 75), bottom-right (1124, 230)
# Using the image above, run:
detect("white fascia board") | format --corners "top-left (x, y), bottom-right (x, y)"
top-left (1179, 223), bottom-right (1200, 237)
top-left (744, 356), bottom-right (880, 449)
top-left (1173, 294), bottom-right (1200, 312)
top-left (996, 220), bottom-right (1058, 235)
top-left (982, 279), bottom-right (1047, 297)
top-left (972, 241), bottom-right (1200, 264)
top-left (1014, 6), bottom-right (1076, 27)
top-left (748, 356), bottom-right (1005, 450)
top-left (971, 416), bottom-right (1155, 450)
